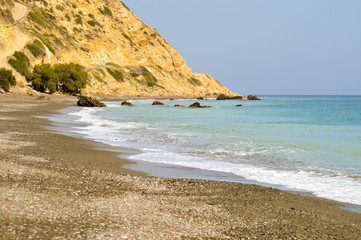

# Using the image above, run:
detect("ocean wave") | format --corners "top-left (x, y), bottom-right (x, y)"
top-left (129, 148), bottom-right (361, 205)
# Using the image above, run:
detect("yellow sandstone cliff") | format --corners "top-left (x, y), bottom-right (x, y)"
top-left (0, 0), bottom-right (238, 97)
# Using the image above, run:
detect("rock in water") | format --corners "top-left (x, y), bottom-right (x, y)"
top-left (236, 104), bottom-right (243, 107)
top-left (230, 96), bottom-right (243, 100)
top-left (77, 96), bottom-right (106, 107)
top-left (152, 101), bottom-right (164, 105)
top-left (217, 94), bottom-right (242, 100)
top-left (121, 101), bottom-right (135, 106)
top-left (188, 102), bottom-right (201, 108)
top-left (174, 105), bottom-right (186, 107)
top-left (216, 94), bottom-right (228, 100)
top-left (188, 102), bottom-right (213, 108)
top-left (197, 97), bottom-right (205, 100)
top-left (247, 95), bottom-right (261, 100)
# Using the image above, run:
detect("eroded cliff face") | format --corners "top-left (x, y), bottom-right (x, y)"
top-left (0, 0), bottom-right (238, 97)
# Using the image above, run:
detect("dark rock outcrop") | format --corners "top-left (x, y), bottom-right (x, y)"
top-left (152, 101), bottom-right (164, 105)
top-left (197, 97), bottom-right (204, 100)
top-left (188, 102), bottom-right (213, 108)
top-left (174, 105), bottom-right (186, 107)
top-left (216, 94), bottom-right (242, 100)
top-left (189, 102), bottom-right (201, 108)
top-left (121, 101), bottom-right (135, 106)
top-left (236, 104), bottom-right (243, 107)
top-left (77, 96), bottom-right (106, 107)
top-left (247, 95), bottom-right (261, 100)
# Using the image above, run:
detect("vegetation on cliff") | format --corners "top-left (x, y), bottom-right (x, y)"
top-left (0, 68), bottom-right (16, 92)
top-left (26, 63), bottom-right (88, 94)
top-left (8, 51), bottom-right (30, 76)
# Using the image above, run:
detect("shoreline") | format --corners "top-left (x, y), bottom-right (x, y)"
top-left (1, 94), bottom-right (361, 239)
top-left (47, 98), bottom-right (361, 214)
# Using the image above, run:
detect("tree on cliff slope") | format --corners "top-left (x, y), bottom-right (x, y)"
top-left (26, 63), bottom-right (88, 94)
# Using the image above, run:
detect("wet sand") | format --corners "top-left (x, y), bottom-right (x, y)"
top-left (1, 94), bottom-right (361, 239)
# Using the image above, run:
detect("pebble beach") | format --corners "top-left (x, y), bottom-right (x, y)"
top-left (1, 94), bottom-right (361, 239)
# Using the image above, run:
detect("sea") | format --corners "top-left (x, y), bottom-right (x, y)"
top-left (45, 96), bottom-right (361, 207)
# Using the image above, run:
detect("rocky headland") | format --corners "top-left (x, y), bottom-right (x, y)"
top-left (0, 0), bottom-right (238, 98)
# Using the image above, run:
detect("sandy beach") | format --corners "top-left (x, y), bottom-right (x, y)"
top-left (1, 94), bottom-right (361, 239)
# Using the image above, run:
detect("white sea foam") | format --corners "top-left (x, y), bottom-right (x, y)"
top-left (129, 148), bottom-right (361, 205)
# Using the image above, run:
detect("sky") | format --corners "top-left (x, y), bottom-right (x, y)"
top-left (122, 0), bottom-right (361, 95)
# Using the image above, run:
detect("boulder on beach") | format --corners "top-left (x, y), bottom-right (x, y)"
top-left (247, 95), bottom-right (261, 100)
top-left (152, 101), bottom-right (164, 105)
top-left (121, 101), bottom-right (135, 106)
top-left (197, 97), bottom-right (205, 100)
top-left (216, 94), bottom-right (242, 100)
top-left (188, 102), bottom-right (213, 108)
top-left (77, 96), bottom-right (106, 107)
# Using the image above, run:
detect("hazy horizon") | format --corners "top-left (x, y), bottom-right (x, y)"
top-left (123, 0), bottom-right (361, 95)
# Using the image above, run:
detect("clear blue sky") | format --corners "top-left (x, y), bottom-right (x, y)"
top-left (122, 0), bottom-right (361, 95)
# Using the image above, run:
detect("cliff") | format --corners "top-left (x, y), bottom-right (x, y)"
top-left (0, 0), bottom-right (238, 97)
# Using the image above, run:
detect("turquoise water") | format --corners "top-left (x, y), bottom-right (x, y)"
top-left (58, 96), bottom-right (361, 205)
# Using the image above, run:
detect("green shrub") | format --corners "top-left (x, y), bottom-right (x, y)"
top-left (53, 38), bottom-right (62, 46)
top-left (97, 69), bottom-right (106, 76)
top-left (54, 63), bottom-right (88, 93)
top-left (0, 68), bottom-right (16, 92)
top-left (130, 72), bottom-right (140, 77)
top-left (87, 20), bottom-right (96, 27)
top-left (92, 72), bottom-right (105, 83)
top-left (65, 13), bottom-right (71, 21)
top-left (28, 11), bottom-right (46, 27)
top-left (122, 33), bottom-right (134, 46)
top-left (98, 6), bottom-right (113, 17)
top-left (106, 62), bottom-right (122, 68)
top-left (26, 63), bottom-right (59, 93)
top-left (0, 8), bottom-right (14, 23)
top-left (188, 77), bottom-right (202, 86)
top-left (120, 1), bottom-right (130, 11)
top-left (26, 63), bottom-right (88, 94)
top-left (75, 14), bottom-right (82, 25)
top-left (106, 68), bottom-right (124, 82)
top-left (85, 34), bottom-right (93, 40)
top-left (26, 39), bottom-right (46, 57)
top-left (142, 70), bottom-right (158, 87)
top-left (42, 10), bottom-right (55, 20)
top-left (8, 51), bottom-right (30, 76)
top-left (56, 5), bottom-right (65, 11)
top-left (103, 6), bottom-right (113, 17)
top-left (30, 31), bottom-right (55, 54)
top-left (156, 65), bottom-right (163, 70)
